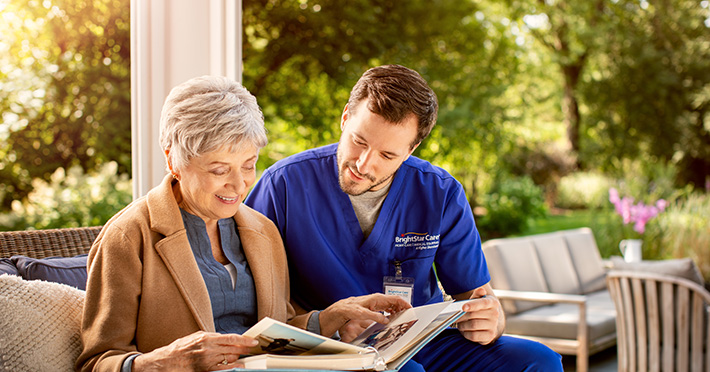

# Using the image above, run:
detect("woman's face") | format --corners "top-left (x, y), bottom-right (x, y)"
top-left (175, 143), bottom-right (258, 224)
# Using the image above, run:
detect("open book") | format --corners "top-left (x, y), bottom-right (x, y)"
top-left (238, 300), bottom-right (471, 371)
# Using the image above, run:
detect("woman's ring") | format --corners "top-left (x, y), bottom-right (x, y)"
top-left (220, 354), bottom-right (228, 365)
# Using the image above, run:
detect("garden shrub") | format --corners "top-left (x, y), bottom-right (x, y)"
top-left (649, 193), bottom-right (710, 282)
top-left (0, 162), bottom-right (132, 231)
top-left (503, 143), bottom-right (576, 206)
top-left (584, 210), bottom-right (629, 258)
top-left (610, 159), bottom-right (684, 204)
top-left (477, 176), bottom-right (547, 240)
top-left (556, 171), bottom-right (614, 209)
top-left (586, 192), bottom-right (709, 282)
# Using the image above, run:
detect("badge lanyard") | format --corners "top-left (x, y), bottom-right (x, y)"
top-left (383, 260), bottom-right (414, 304)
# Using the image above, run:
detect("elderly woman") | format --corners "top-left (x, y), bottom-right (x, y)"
top-left (76, 76), bottom-right (408, 372)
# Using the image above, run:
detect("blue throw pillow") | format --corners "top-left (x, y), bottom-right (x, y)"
top-left (0, 258), bottom-right (19, 276)
top-left (12, 254), bottom-right (88, 290)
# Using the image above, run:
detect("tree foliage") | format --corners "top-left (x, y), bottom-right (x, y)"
top-left (0, 0), bottom-right (130, 210)
top-left (581, 0), bottom-right (710, 188)
top-left (1, 0), bottom-right (708, 231)
top-left (503, 0), bottom-right (606, 157)
top-left (243, 0), bottom-right (556, 204)
top-left (0, 161), bottom-right (131, 231)
top-left (503, 0), bottom-right (710, 188)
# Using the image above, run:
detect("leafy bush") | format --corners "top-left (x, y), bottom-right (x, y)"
top-left (556, 171), bottom-right (614, 209)
top-left (477, 176), bottom-right (547, 240)
top-left (0, 162), bottom-right (132, 231)
top-left (503, 143), bottom-right (577, 206)
top-left (572, 192), bottom-right (708, 280)
top-left (646, 193), bottom-right (710, 282)
top-left (587, 209), bottom-right (638, 258)
top-left (609, 159), bottom-right (685, 204)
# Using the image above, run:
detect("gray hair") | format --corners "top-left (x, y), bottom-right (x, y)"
top-left (159, 75), bottom-right (267, 172)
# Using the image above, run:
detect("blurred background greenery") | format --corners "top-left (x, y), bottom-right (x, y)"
top-left (0, 0), bottom-right (708, 278)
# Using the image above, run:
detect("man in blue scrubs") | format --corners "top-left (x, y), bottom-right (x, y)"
top-left (246, 64), bottom-right (563, 371)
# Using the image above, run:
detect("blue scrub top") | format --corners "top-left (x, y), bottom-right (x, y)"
top-left (245, 144), bottom-right (489, 310)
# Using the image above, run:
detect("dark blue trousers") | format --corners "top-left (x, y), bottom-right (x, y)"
top-left (400, 329), bottom-right (563, 372)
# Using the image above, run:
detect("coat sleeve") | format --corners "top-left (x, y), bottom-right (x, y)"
top-left (76, 222), bottom-right (144, 372)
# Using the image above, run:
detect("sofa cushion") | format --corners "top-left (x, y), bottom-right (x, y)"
top-left (564, 228), bottom-right (607, 294)
top-left (0, 258), bottom-right (19, 276)
top-left (12, 254), bottom-right (88, 290)
top-left (609, 256), bottom-right (704, 286)
top-left (0, 274), bottom-right (85, 372)
top-left (483, 238), bottom-right (548, 315)
top-left (505, 289), bottom-right (616, 342)
top-left (531, 234), bottom-right (581, 295)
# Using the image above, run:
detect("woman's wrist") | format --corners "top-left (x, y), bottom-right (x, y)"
top-left (318, 306), bottom-right (345, 337)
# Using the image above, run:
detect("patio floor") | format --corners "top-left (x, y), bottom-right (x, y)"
top-left (562, 346), bottom-right (618, 372)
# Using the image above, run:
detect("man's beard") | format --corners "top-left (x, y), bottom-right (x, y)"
top-left (338, 160), bottom-right (394, 196)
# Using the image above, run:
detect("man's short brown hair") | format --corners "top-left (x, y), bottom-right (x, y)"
top-left (347, 65), bottom-right (438, 148)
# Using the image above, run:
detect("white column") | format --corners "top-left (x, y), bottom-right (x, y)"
top-left (131, 0), bottom-right (242, 198)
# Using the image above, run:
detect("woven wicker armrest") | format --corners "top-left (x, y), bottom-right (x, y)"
top-left (0, 226), bottom-right (102, 259)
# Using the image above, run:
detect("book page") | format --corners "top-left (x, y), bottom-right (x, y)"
top-left (350, 301), bottom-right (453, 361)
top-left (243, 317), bottom-right (368, 356)
top-left (239, 352), bottom-right (380, 370)
top-left (386, 303), bottom-right (468, 365)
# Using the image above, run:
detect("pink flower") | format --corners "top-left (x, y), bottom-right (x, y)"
top-left (608, 189), bottom-right (666, 235)
top-left (656, 199), bottom-right (667, 211)
top-left (609, 188), bottom-right (620, 204)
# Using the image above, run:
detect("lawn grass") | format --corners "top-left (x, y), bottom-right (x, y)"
top-left (521, 209), bottom-right (598, 235)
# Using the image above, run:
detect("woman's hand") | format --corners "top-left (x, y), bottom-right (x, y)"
top-left (318, 294), bottom-right (411, 342)
top-left (338, 319), bottom-right (379, 343)
top-left (132, 331), bottom-right (258, 371)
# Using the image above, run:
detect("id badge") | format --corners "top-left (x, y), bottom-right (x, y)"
top-left (383, 276), bottom-right (414, 304)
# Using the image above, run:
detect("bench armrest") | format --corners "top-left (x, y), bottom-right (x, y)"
top-left (493, 289), bottom-right (587, 305)
top-left (493, 288), bottom-right (589, 360)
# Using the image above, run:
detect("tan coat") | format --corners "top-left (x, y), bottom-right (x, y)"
top-left (77, 174), bottom-right (308, 372)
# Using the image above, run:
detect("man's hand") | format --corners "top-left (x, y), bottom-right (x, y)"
top-left (319, 293), bottom-right (411, 342)
top-left (452, 285), bottom-right (505, 345)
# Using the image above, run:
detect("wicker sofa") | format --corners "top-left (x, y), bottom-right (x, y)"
top-left (482, 227), bottom-right (617, 372)
top-left (0, 226), bottom-right (101, 259)
top-left (0, 226), bottom-right (101, 371)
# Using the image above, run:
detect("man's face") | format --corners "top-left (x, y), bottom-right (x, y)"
top-left (336, 100), bottom-right (419, 196)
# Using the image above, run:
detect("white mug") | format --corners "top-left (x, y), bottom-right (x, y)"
top-left (619, 239), bottom-right (643, 262)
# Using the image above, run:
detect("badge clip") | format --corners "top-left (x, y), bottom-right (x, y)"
top-left (383, 260), bottom-right (414, 304)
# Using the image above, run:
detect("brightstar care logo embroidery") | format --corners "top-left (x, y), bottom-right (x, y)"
top-left (394, 232), bottom-right (440, 250)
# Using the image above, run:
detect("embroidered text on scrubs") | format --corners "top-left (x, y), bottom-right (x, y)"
top-left (394, 232), bottom-right (440, 250)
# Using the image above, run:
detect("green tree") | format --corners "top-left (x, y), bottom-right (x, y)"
top-left (504, 0), bottom-right (710, 188)
top-left (503, 0), bottom-right (607, 158)
top-left (243, 0), bottom-right (554, 205)
top-left (581, 0), bottom-right (710, 188)
top-left (0, 0), bottom-right (131, 210)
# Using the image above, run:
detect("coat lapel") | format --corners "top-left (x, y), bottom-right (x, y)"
top-left (148, 174), bottom-right (215, 332)
top-left (235, 207), bottom-right (275, 320)
top-left (155, 232), bottom-right (215, 332)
